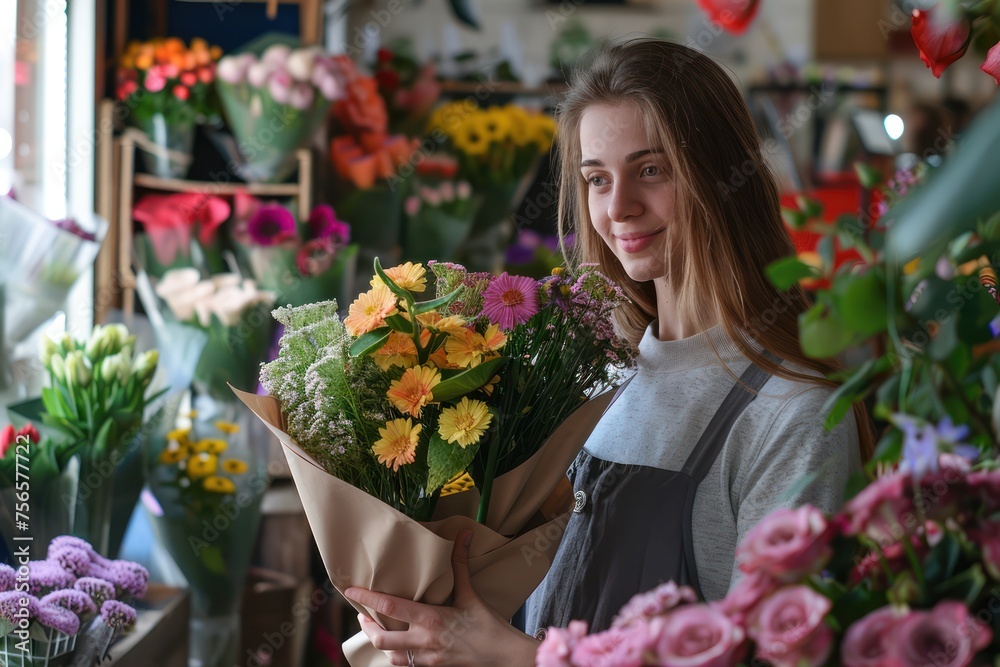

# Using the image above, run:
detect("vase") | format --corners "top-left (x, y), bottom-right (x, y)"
top-left (132, 111), bottom-right (196, 179)
top-left (144, 398), bottom-right (267, 667)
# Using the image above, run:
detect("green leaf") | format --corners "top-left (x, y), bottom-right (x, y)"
top-left (797, 195), bottom-right (824, 219)
top-left (385, 313), bottom-right (414, 334)
top-left (426, 433), bottom-right (479, 493)
top-left (765, 256), bottom-right (818, 291)
top-left (855, 162), bottom-right (883, 189)
top-left (91, 417), bottom-right (114, 458)
top-left (821, 358), bottom-right (884, 429)
top-left (373, 257), bottom-right (411, 302)
top-left (799, 302), bottom-right (857, 358)
top-left (349, 327), bottom-right (392, 358)
top-left (929, 564), bottom-right (986, 605)
top-left (983, 365), bottom-right (998, 401)
top-left (447, 0), bottom-right (481, 29)
top-left (834, 270), bottom-right (888, 336)
top-left (432, 357), bottom-right (509, 403)
top-left (781, 207), bottom-right (809, 231)
top-left (818, 235), bottom-right (836, 272)
top-left (887, 99), bottom-right (1000, 261)
top-left (923, 533), bottom-right (961, 587)
top-left (928, 315), bottom-right (958, 361)
top-left (410, 287), bottom-right (463, 316)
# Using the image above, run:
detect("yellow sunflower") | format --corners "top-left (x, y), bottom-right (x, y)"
top-left (371, 262), bottom-right (427, 293)
top-left (166, 427), bottom-right (191, 444)
top-left (372, 418), bottom-right (422, 471)
top-left (203, 476), bottom-right (236, 494)
top-left (481, 108), bottom-right (511, 144)
top-left (454, 116), bottom-right (491, 157)
top-left (159, 442), bottom-right (188, 465)
top-left (438, 397), bottom-right (492, 448)
top-left (386, 365), bottom-right (441, 418)
top-left (187, 453), bottom-right (218, 479)
top-left (344, 284), bottom-right (399, 336)
top-left (222, 459), bottom-right (248, 474)
top-left (193, 438), bottom-right (227, 455)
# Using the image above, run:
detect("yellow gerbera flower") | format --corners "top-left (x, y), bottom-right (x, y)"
top-left (193, 438), bottom-right (227, 455)
top-left (438, 397), bottom-right (492, 448)
top-left (480, 324), bottom-right (507, 352)
top-left (159, 442), bottom-right (188, 465)
top-left (387, 365), bottom-right (441, 418)
top-left (344, 284), bottom-right (399, 336)
top-left (166, 427), bottom-right (191, 443)
top-left (215, 420), bottom-right (240, 435)
top-left (456, 117), bottom-right (491, 156)
top-left (428, 345), bottom-right (460, 370)
top-left (417, 312), bottom-right (467, 335)
top-left (222, 459), bottom-right (248, 474)
top-left (372, 418), bottom-right (422, 471)
top-left (371, 262), bottom-right (427, 293)
top-left (479, 374), bottom-right (501, 397)
top-left (187, 453), bottom-right (218, 479)
top-left (203, 476), bottom-right (236, 494)
top-left (373, 332), bottom-right (418, 371)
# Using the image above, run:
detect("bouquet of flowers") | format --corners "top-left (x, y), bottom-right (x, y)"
top-left (144, 416), bottom-right (266, 667)
top-left (402, 179), bottom-right (478, 265)
top-left (372, 47), bottom-right (441, 137)
top-left (151, 268), bottom-right (275, 403)
top-left (0, 536), bottom-right (145, 667)
top-left (18, 325), bottom-right (162, 558)
top-left (236, 258), bottom-right (633, 665)
top-left (214, 39), bottom-right (344, 182)
top-left (230, 193), bottom-right (359, 309)
top-left (0, 423), bottom-right (78, 562)
top-left (426, 102), bottom-right (556, 270)
top-left (538, 448), bottom-right (1000, 667)
top-left (116, 37), bottom-right (222, 178)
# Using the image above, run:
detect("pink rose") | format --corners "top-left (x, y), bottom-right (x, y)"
top-left (892, 601), bottom-right (992, 667)
top-left (536, 620), bottom-right (588, 667)
top-left (749, 586), bottom-right (833, 667)
top-left (715, 571), bottom-right (778, 625)
top-left (844, 472), bottom-right (914, 547)
top-left (653, 604), bottom-right (745, 667)
top-left (842, 606), bottom-right (906, 667)
top-left (982, 41), bottom-right (1000, 85)
top-left (570, 623), bottom-right (652, 667)
top-left (612, 581), bottom-right (697, 628)
top-left (143, 71), bottom-right (166, 93)
top-left (737, 505), bottom-right (833, 581)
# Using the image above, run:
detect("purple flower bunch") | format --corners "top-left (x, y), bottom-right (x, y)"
top-left (0, 536), bottom-right (144, 640)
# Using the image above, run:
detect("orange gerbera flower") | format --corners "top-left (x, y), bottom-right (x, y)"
top-left (386, 365), bottom-right (441, 418)
top-left (372, 418), bottom-right (422, 471)
top-left (444, 325), bottom-right (507, 368)
top-left (373, 332), bottom-right (418, 371)
top-left (417, 311), bottom-right (467, 335)
top-left (344, 284), bottom-right (398, 336)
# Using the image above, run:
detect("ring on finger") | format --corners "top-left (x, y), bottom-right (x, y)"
top-left (407, 649), bottom-right (415, 667)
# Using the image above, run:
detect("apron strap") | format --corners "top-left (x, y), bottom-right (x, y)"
top-left (680, 352), bottom-right (780, 484)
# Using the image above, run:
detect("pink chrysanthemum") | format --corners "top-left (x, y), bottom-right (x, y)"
top-left (247, 204), bottom-right (296, 246)
top-left (480, 272), bottom-right (539, 330)
top-left (36, 602), bottom-right (81, 635)
top-left (41, 589), bottom-right (97, 616)
top-left (100, 600), bottom-right (137, 631)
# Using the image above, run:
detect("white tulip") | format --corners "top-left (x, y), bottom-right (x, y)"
top-left (286, 47), bottom-right (321, 82)
top-left (261, 44), bottom-right (291, 67)
top-left (40, 335), bottom-right (60, 367)
top-left (155, 268), bottom-right (202, 300)
top-left (165, 280), bottom-right (216, 322)
top-left (247, 61), bottom-right (273, 89)
top-left (212, 273), bottom-right (242, 290)
top-left (217, 54), bottom-right (253, 84)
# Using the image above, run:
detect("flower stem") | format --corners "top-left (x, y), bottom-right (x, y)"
top-left (476, 430), bottom-right (500, 525)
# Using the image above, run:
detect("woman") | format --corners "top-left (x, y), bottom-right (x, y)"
top-left (345, 37), bottom-right (873, 666)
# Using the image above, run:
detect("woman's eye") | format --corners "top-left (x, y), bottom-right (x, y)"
top-left (642, 165), bottom-right (660, 177)
top-left (588, 175), bottom-right (607, 187)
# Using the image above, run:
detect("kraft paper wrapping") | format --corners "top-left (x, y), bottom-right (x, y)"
top-left (233, 386), bottom-right (614, 667)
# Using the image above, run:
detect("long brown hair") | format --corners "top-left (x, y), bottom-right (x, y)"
top-left (556, 37), bottom-right (875, 460)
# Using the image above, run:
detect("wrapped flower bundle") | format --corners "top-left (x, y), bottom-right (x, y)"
top-left (236, 259), bottom-right (633, 665)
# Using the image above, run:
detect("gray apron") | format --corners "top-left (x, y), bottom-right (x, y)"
top-left (526, 359), bottom-right (774, 635)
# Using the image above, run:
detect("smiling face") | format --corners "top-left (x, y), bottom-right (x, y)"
top-left (579, 102), bottom-right (678, 284)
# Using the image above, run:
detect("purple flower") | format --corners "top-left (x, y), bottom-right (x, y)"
top-left (895, 414), bottom-right (978, 478)
top-left (480, 272), bottom-right (540, 330)
top-left (49, 545), bottom-right (92, 577)
top-left (27, 560), bottom-right (76, 595)
top-left (41, 589), bottom-right (97, 616)
top-left (0, 563), bottom-right (16, 592)
top-left (0, 591), bottom-right (39, 623)
top-left (74, 577), bottom-right (116, 606)
top-left (36, 602), bottom-right (80, 635)
top-left (100, 600), bottom-right (137, 631)
top-left (991, 314), bottom-right (1000, 338)
top-left (308, 204), bottom-right (351, 246)
top-left (247, 204), bottom-right (296, 246)
top-left (105, 561), bottom-right (149, 598)
top-left (47, 536), bottom-right (99, 562)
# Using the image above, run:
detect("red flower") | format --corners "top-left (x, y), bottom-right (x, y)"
top-left (132, 193), bottom-right (231, 265)
top-left (376, 68), bottom-right (401, 92)
top-left (180, 71), bottom-right (197, 87)
top-left (695, 0), bottom-right (761, 34)
top-left (981, 40), bottom-right (1000, 84)
top-left (376, 48), bottom-right (394, 64)
top-left (16, 424), bottom-right (40, 445)
top-left (172, 84), bottom-right (190, 101)
top-left (911, 6), bottom-right (972, 78)
top-left (0, 424), bottom-right (15, 458)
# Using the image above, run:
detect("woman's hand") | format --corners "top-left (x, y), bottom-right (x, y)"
top-left (344, 530), bottom-right (539, 667)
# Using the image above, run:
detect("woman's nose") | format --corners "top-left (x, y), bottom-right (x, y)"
top-left (607, 182), bottom-right (643, 222)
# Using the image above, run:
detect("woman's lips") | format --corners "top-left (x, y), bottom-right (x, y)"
top-left (615, 229), bottom-right (664, 253)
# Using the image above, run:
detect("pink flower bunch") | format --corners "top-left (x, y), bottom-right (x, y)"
top-left (216, 44), bottom-right (346, 109)
top-left (40, 590), bottom-right (98, 616)
top-left (540, 454), bottom-right (1000, 667)
top-left (404, 180), bottom-right (474, 218)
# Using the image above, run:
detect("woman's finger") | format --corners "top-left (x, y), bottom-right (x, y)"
top-left (344, 587), bottom-right (428, 625)
top-left (450, 529), bottom-right (475, 605)
top-left (358, 614), bottom-right (425, 652)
